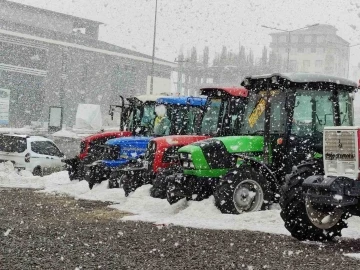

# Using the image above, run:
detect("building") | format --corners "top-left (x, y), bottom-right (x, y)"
top-left (0, 0), bottom-right (175, 127)
top-left (269, 24), bottom-right (349, 78)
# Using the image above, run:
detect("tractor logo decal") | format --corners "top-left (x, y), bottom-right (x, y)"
top-left (325, 152), bottom-right (355, 160)
top-left (248, 98), bottom-right (266, 128)
top-left (248, 90), bottom-right (279, 128)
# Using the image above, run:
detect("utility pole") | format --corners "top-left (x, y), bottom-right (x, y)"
top-left (149, 0), bottom-right (158, 94)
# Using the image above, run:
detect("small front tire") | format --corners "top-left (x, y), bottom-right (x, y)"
top-left (214, 165), bottom-right (271, 214)
top-left (33, 167), bottom-right (43, 177)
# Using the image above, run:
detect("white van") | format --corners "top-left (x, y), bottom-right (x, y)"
top-left (0, 134), bottom-right (65, 176)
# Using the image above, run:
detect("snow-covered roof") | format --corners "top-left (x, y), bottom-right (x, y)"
top-left (131, 94), bottom-right (170, 103)
top-left (243, 73), bottom-right (357, 88)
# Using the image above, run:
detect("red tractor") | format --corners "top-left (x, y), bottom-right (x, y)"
top-left (118, 87), bottom-right (249, 197)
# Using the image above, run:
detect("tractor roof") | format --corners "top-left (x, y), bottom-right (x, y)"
top-left (200, 87), bottom-right (248, 97)
top-left (242, 73), bottom-right (358, 89)
top-left (156, 96), bottom-right (207, 106)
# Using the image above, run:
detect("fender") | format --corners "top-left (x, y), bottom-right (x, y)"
top-left (223, 154), bottom-right (278, 186)
top-left (303, 175), bottom-right (360, 207)
top-left (290, 159), bottom-right (324, 175)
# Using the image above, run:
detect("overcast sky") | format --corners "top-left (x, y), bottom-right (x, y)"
top-left (9, 0), bottom-right (360, 79)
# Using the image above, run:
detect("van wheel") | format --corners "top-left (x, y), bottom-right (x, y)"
top-left (33, 167), bottom-right (43, 177)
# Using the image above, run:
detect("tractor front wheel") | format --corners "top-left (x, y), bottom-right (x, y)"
top-left (280, 164), bottom-right (347, 241)
top-left (122, 173), bottom-right (143, 197)
top-left (214, 166), bottom-right (271, 214)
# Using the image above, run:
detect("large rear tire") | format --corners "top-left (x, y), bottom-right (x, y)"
top-left (280, 163), bottom-right (347, 241)
top-left (214, 165), bottom-right (271, 214)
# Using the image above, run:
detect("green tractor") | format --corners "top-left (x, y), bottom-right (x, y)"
top-left (168, 73), bottom-right (355, 213)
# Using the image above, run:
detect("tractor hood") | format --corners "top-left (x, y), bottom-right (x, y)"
top-left (179, 136), bottom-right (264, 154)
top-left (178, 136), bottom-right (264, 172)
top-left (102, 136), bottom-right (153, 167)
top-left (151, 135), bottom-right (210, 149)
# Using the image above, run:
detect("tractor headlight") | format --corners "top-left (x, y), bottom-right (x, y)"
top-left (179, 153), bottom-right (192, 161)
top-left (179, 153), bottom-right (194, 169)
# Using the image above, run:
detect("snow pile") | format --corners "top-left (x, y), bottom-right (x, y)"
top-left (1, 164), bottom-right (360, 240)
top-left (0, 162), bottom-right (71, 189)
top-left (52, 129), bottom-right (79, 139)
top-left (344, 253), bottom-right (360, 260)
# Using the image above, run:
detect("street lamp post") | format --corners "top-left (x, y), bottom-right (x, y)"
top-left (262, 24), bottom-right (319, 72)
top-left (149, 0), bottom-right (158, 95)
top-left (175, 58), bottom-right (188, 95)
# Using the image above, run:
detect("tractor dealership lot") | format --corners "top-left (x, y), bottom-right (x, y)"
top-left (1, 171), bottom-right (360, 269)
top-left (1, 189), bottom-right (360, 270)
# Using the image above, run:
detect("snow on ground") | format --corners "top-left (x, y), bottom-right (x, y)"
top-left (1, 162), bottom-right (360, 240)
top-left (343, 253), bottom-right (360, 260)
top-left (52, 129), bottom-right (80, 139)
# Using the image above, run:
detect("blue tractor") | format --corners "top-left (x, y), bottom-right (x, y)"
top-left (85, 96), bottom-right (207, 189)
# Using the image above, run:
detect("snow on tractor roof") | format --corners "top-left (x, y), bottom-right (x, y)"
top-left (129, 94), bottom-right (170, 103)
top-left (243, 73), bottom-right (358, 88)
top-left (156, 96), bottom-right (207, 106)
top-left (200, 87), bottom-right (248, 97)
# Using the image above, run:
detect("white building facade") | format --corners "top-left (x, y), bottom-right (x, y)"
top-left (269, 24), bottom-right (349, 78)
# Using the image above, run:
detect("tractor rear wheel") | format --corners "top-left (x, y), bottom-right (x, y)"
top-left (280, 163), bottom-right (347, 241)
top-left (214, 165), bottom-right (271, 214)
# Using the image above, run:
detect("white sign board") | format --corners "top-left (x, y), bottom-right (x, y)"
top-left (75, 104), bottom-right (102, 130)
top-left (146, 76), bottom-right (171, 95)
top-left (0, 88), bottom-right (10, 125)
top-left (49, 107), bottom-right (63, 127)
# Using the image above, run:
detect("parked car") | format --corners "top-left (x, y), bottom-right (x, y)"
top-left (0, 134), bottom-right (65, 176)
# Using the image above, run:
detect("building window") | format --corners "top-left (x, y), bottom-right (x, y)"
top-left (305, 35), bottom-right (312, 43)
top-left (304, 47), bottom-right (311, 54)
top-left (317, 47), bottom-right (324, 53)
top-left (290, 35), bottom-right (298, 43)
top-left (316, 35), bottom-right (324, 43)
top-left (315, 60), bottom-right (323, 68)
top-left (298, 47), bottom-right (304, 53)
top-left (303, 60), bottom-right (311, 68)
top-left (311, 47), bottom-right (316, 53)
top-left (290, 60), bottom-right (298, 72)
top-left (279, 35), bottom-right (287, 43)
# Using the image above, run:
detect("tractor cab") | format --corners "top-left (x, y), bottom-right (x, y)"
top-left (240, 73), bottom-right (354, 177)
top-left (122, 94), bottom-right (169, 136)
top-left (199, 87), bottom-right (248, 137)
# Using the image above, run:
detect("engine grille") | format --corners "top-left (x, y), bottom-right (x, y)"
top-left (144, 141), bottom-right (156, 169)
top-left (324, 130), bottom-right (356, 161)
